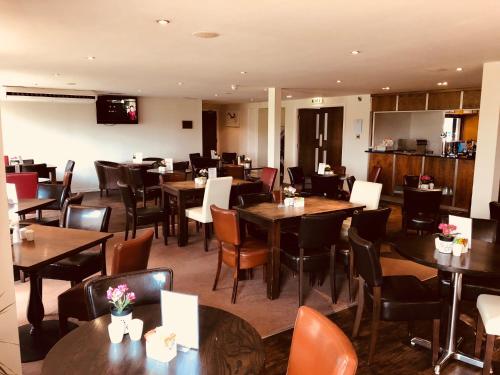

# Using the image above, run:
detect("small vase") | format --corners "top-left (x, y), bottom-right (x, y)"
top-left (194, 177), bottom-right (207, 185)
top-left (436, 235), bottom-right (454, 254)
top-left (111, 306), bottom-right (133, 334)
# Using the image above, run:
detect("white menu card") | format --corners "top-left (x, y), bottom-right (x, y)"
top-left (6, 183), bottom-right (17, 204)
top-left (317, 163), bottom-right (326, 175)
top-left (161, 290), bottom-right (199, 350)
top-left (208, 168), bottom-right (217, 179)
top-left (164, 158), bottom-right (173, 172)
top-left (449, 215), bottom-right (472, 249)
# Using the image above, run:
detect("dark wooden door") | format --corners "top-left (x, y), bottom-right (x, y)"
top-left (202, 111), bottom-right (217, 157)
top-left (298, 107), bottom-right (343, 176)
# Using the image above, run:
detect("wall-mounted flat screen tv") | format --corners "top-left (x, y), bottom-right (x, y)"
top-left (96, 95), bottom-right (139, 124)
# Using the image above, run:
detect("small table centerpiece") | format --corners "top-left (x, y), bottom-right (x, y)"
top-left (435, 223), bottom-right (457, 254)
top-left (107, 284), bottom-right (136, 334)
top-left (195, 169), bottom-right (208, 185)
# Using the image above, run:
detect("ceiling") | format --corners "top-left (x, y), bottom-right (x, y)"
top-left (1, 0), bottom-right (499, 103)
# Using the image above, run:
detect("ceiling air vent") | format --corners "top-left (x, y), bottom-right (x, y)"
top-left (1, 86), bottom-right (97, 103)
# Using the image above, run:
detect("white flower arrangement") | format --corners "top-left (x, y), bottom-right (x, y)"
top-left (283, 186), bottom-right (297, 198)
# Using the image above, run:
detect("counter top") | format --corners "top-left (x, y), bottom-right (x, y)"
top-left (365, 150), bottom-right (474, 160)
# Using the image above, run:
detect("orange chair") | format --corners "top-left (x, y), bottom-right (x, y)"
top-left (260, 167), bottom-right (278, 193)
top-left (287, 306), bottom-right (358, 375)
top-left (6, 172), bottom-right (38, 199)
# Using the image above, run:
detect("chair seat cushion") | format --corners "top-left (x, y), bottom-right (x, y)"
top-left (280, 232), bottom-right (330, 272)
top-left (52, 249), bottom-right (100, 268)
top-left (440, 271), bottom-right (500, 301)
top-left (477, 294), bottom-right (500, 336)
top-left (58, 282), bottom-right (90, 322)
top-left (136, 207), bottom-right (164, 223)
top-left (367, 275), bottom-right (441, 321)
top-left (185, 206), bottom-right (211, 223)
top-left (221, 239), bottom-right (268, 269)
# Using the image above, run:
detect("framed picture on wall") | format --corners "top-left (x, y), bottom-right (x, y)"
top-left (225, 111), bottom-right (239, 127)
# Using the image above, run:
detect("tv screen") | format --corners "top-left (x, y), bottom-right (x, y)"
top-left (96, 96), bottom-right (138, 124)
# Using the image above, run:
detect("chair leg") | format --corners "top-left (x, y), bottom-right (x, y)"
top-left (368, 286), bottom-right (381, 365)
top-left (163, 220), bottom-right (168, 245)
top-left (154, 222), bottom-right (159, 239)
top-left (213, 248), bottom-right (222, 291)
top-left (330, 245), bottom-right (337, 304)
top-left (483, 334), bottom-right (495, 375)
top-left (203, 223), bottom-right (209, 252)
top-left (132, 221), bottom-right (137, 239)
top-left (432, 319), bottom-right (440, 366)
top-left (475, 315), bottom-right (485, 358)
top-left (106, 189), bottom-right (109, 197)
top-left (124, 217), bottom-right (129, 240)
top-left (352, 277), bottom-right (364, 337)
top-left (100, 189), bottom-right (103, 198)
top-left (231, 265), bottom-right (240, 304)
top-left (299, 248), bottom-right (304, 306)
top-left (20, 271), bottom-right (26, 283)
top-left (263, 264), bottom-right (267, 283)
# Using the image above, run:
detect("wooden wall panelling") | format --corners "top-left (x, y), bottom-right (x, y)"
top-left (368, 153), bottom-right (394, 195)
top-left (454, 159), bottom-right (475, 210)
top-left (394, 154), bottom-right (422, 189)
top-left (462, 90), bottom-right (481, 109)
top-left (427, 91), bottom-right (461, 110)
top-left (423, 157), bottom-right (456, 206)
top-left (372, 95), bottom-right (397, 112)
top-left (397, 93), bottom-right (427, 111)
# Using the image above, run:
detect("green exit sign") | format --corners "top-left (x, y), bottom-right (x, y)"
top-left (311, 97), bottom-right (323, 105)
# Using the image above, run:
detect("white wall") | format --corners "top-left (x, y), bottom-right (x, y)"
top-left (471, 61), bottom-right (500, 218)
top-left (0, 107), bottom-right (22, 373)
top-left (1, 97), bottom-right (202, 191)
top-left (373, 112), bottom-right (411, 147)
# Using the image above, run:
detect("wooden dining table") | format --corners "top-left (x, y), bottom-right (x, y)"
top-left (9, 198), bottom-right (56, 216)
top-left (236, 196), bottom-right (365, 300)
top-left (161, 178), bottom-right (259, 247)
top-left (42, 304), bottom-right (264, 375)
top-left (7, 164), bottom-right (57, 183)
top-left (12, 224), bottom-right (113, 362)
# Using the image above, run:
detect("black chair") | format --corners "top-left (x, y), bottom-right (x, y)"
top-left (21, 163), bottom-right (50, 183)
top-left (403, 175), bottom-right (420, 188)
top-left (117, 181), bottom-right (168, 245)
top-left (280, 212), bottom-right (345, 306)
top-left (124, 167), bottom-right (161, 208)
top-left (173, 161), bottom-right (189, 171)
top-left (288, 167), bottom-right (306, 190)
top-left (22, 159), bottom-right (35, 165)
top-left (311, 174), bottom-right (341, 199)
top-left (489, 201), bottom-right (500, 221)
top-left (189, 153), bottom-right (201, 168)
top-left (94, 160), bottom-right (122, 197)
top-left (349, 227), bottom-right (440, 365)
top-left (40, 205), bottom-right (112, 286)
top-left (191, 157), bottom-right (218, 178)
top-left (229, 181), bottom-right (263, 207)
top-left (143, 157), bottom-right (163, 168)
top-left (221, 152), bottom-right (237, 164)
top-left (346, 176), bottom-right (356, 194)
top-left (238, 192), bottom-right (273, 241)
top-left (84, 268), bottom-right (173, 320)
top-left (20, 184), bottom-right (70, 226)
top-left (402, 187), bottom-right (442, 235)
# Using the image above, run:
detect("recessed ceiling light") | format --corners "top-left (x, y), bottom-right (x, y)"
top-left (286, 95), bottom-right (293, 99)
top-left (177, 82), bottom-right (183, 86)
top-left (192, 31), bottom-right (220, 39)
top-left (54, 73), bottom-right (61, 77)
top-left (214, 93), bottom-right (219, 97)
top-left (456, 67), bottom-right (463, 72)
top-left (230, 84), bottom-right (238, 91)
top-left (137, 89), bottom-right (142, 93)
top-left (87, 56), bottom-right (95, 60)
top-left (382, 86), bottom-right (390, 90)
top-left (240, 71), bottom-right (247, 75)
top-left (67, 82), bottom-right (76, 86)
top-left (336, 80), bottom-right (342, 83)
top-left (351, 50), bottom-right (361, 55)
top-left (156, 19), bottom-right (170, 25)
top-left (250, 98), bottom-right (254, 102)
top-left (437, 81), bottom-right (448, 86)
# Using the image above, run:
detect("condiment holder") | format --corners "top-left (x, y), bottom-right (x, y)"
top-left (145, 326), bottom-right (177, 363)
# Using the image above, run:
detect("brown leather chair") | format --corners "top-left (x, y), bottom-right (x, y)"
top-left (21, 163), bottom-right (50, 183)
top-left (221, 152), bottom-right (237, 164)
top-left (287, 306), bottom-right (358, 375)
top-left (223, 164), bottom-right (244, 179)
top-left (260, 167), bottom-right (278, 193)
top-left (346, 176), bottom-right (356, 194)
top-left (490, 201), bottom-right (500, 221)
top-left (117, 181), bottom-right (167, 245)
top-left (58, 230), bottom-right (155, 332)
top-left (332, 165), bottom-right (346, 176)
top-left (402, 187), bottom-right (442, 235)
top-left (123, 166), bottom-right (161, 208)
top-left (349, 227), bottom-right (440, 365)
top-left (40, 205), bottom-right (111, 286)
top-left (311, 174), bottom-right (341, 199)
top-left (94, 160), bottom-right (122, 197)
top-left (403, 175), bottom-right (420, 188)
top-left (368, 165), bottom-right (382, 183)
top-left (210, 204), bottom-right (269, 304)
top-left (58, 267), bottom-right (172, 333)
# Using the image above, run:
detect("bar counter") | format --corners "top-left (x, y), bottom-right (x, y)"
top-left (366, 150), bottom-right (475, 211)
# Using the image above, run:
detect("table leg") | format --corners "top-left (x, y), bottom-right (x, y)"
top-left (26, 271), bottom-right (44, 334)
top-left (267, 222), bottom-right (281, 300)
top-left (163, 190), bottom-right (171, 237)
top-left (178, 192), bottom-right (188, 247)
top-left (49, 170), bottom-right (56, 184)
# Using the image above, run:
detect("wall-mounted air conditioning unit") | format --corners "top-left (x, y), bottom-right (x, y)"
top-left (0, 86), bottom-right (97, 103)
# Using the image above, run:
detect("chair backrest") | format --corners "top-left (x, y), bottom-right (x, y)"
top-left (94, 161), bottom-right (106, 187)
top-left (261, 167), bottom-right (278, 193)
top-left (60, 193), bottom-right (85, 221)
top-left (238, 192), bottom-right (273, 207)
top-left (210, 205), bottom-right (241, 246)
top-left (311, 174), bottom-right (340, 198)
top-left (61, 205), bottom-right (111, 232)
top-left (287, 306), bottom-right (358, 375)
top-left (298, 212), bottom-right (345, 250)
top-left (346, 176), bottom-right (356, 193)
top-left (173, 161), bottom-right (189, 171)
top-left (351, 207), bottom-right (391, 244)
top-left (224, 165), bottom-right (244, 179)
top-left (349, 181), bottom-right (382, 210)
top-left (221, 152), bottom-right (237, 164)
top-left (201, 177), bottom-right (233, 220)
top-left (84, 268), bottom-right (173, 320)
top-left (403, 187), bottom-right (442, 217)
top-left (5, 165), bottom-right (15, 173)
top-left (192, 157), bottom-right (218, 171)
top-left (62, 171), bottom-right (73, 188)
top-left (230, 181), bottom-right (263, 207)
top-left (348, 227), bottom-right (383, 287)
top-left (6, 172), bottom-right (38, 199)
top-left (403, 175), bottom-right (420, 188)
top-left (3, 155), bottom-right (8, 166)
top-left (287, 167), bottom-right (305, 186)
top-left (189, 152), bottom-right (201, 161)
top-left (143, 157), bottom-right (163, 162)
top-left (21, 163), bottom-right (49, 178)
top-left (110, 229), bottom-right (154, 275)
top-left (37, 183), bottom-right (70, 209)
top-left (65, 160), bottom-right (75, 173)
top-left (472, 218), bottom-right (498, 244)
top-left (332, 165), bottom-right (346, 176)
top-left (368, 165), bottom-right (382, 183)
top-left (117, 181), bottom-right (137, 214)
top-left (489, 201), bottom-right (500, 221)
top-left (22, 159), bottom-right (34, 165)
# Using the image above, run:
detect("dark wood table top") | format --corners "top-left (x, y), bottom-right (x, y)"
top-left (162, 178), bottom-right (253, 193)
top-left (12, 224), bottom-right (113, 272)
top-left (42, 304), bottom-right (265, 375)
top-left (9, 198), bottom-right (56, 215)
top-left (389, 234), bottom-right (500, 277)
top-left (147, 168), bottom-right (192, 175)
top-left (236, 196), bottom-right (365, 223)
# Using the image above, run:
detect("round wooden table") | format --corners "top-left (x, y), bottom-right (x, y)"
top-left (391, 234), bottom-right (500, 374)
top-left (42, 304), bottom-right (265, 375)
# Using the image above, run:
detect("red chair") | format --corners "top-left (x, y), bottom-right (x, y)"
top-left (6, 172), bottom-right (38, 199)
top-left (260, 167), bottom-right (278, 193)
top-left (3, 156), bottom-right (9, 166)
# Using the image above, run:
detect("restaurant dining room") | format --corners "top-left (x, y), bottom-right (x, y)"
top-left (1, 1), bottom-right (500, 374)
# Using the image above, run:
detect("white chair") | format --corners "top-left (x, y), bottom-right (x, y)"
top-left (349, 180), bottom-right (382, 210)
top-left (185, 176), bottom-right (233, 251)
top-left (475, 294), bottom-right (500, 374)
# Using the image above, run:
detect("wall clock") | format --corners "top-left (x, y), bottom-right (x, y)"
top-left (225, 111), bottom-right (240, 127)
